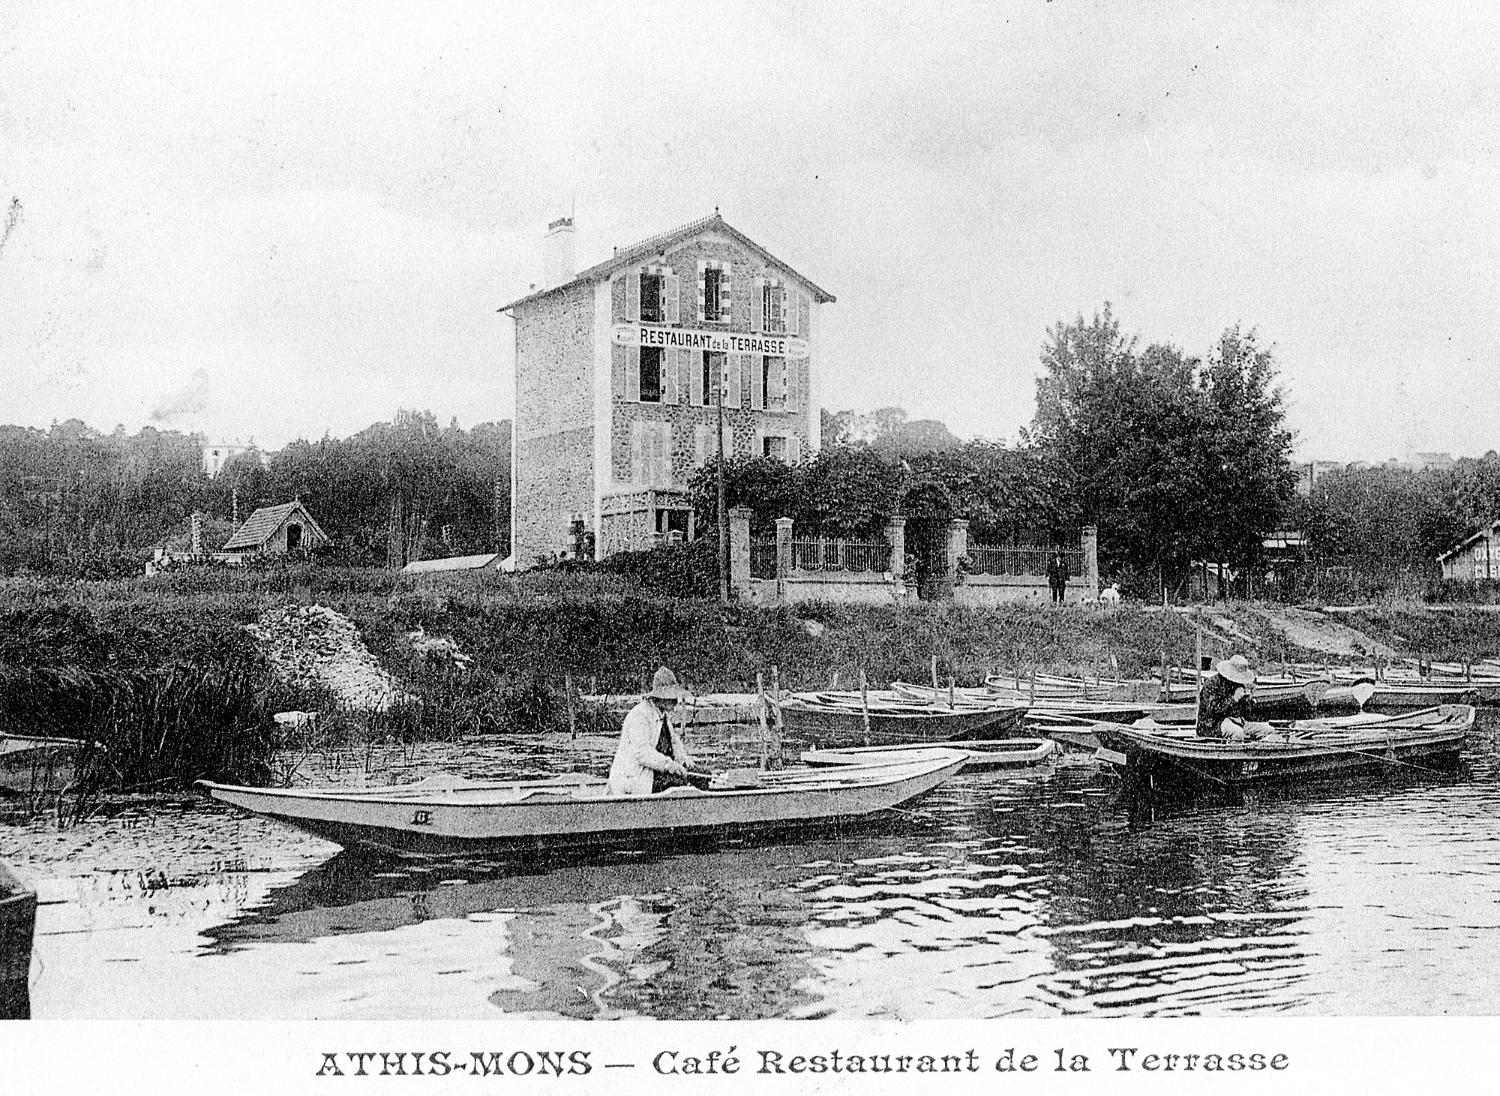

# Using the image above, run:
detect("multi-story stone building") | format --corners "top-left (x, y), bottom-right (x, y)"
top-left (500, 212), bottom-right (835, 566)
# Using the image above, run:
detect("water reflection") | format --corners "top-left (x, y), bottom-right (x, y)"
top-left (9, 723), bottom-right (1500, 1017)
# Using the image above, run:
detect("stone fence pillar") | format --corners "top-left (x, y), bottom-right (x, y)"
top-left (943, 518), bottom-right (969, 599)
top-left (1082, 524), bottom-right (1100, 599)
top-left (885, 515), bottom-right (906, 591)
top-left (775, 517), bottom-right (794, 603)
top-left (728, 506), bottom-right (753, 600)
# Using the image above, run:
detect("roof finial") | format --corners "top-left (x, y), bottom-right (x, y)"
top-left (714, 205), bottom-right (720, 216)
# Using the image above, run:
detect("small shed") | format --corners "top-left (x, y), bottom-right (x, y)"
top-left (401, 553), bottom-right (512, 575)
top-left (1438, 522), bottom-right (1500, 582)
top-left (222, 501), bottom-right (330, 558)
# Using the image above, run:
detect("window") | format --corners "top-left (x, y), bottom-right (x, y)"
top-left (762, 282), bottom-right (785, 332)
top-left (640, 272), bottom-right (664, 323)
top-left (639, 346), bottom-right (662, 403)
top-left (704, 267), bottom-right (724, 321)
top-left (701, 351), bottom-right (723, 406)
top-left (762, 436), bottom-right (787, 460)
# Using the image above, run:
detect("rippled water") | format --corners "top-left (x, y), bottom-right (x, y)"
top-left (5, 714), bottom-right (1500, 1019)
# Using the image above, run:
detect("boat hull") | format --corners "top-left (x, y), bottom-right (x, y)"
top-left (199, 753), bottom-right (967, 855)
top-left (0, 860), bottom-right (36, 1020)
top-left (1094, 705), bottom-right (1474, 789)
top-left (0, 735), bottom-right (84, 795)
top-left (800, 738), bottom-right (1058, 771)
top-left (775, 701), bottom-right (1024, 746)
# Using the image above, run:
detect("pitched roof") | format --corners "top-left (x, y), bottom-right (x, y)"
top-left (1437, 521), bottom-right (1500, 563)
top-left (223, 501), bottom-right (326, 550)
top-left (498, 212), bottom-right (836, 313)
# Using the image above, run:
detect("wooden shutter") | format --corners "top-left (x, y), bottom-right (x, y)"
top-left (653, 424), bottom-right (673, 485)
top-left (696, 260), bottom-right (706, 321)
top-left (751, 277), bottom-right (765, 332)
top-left (787, 289), bottom-right (800, 335)
top-left (724, 354), bottom-right (742, 409)
top-left (749, 355), bottom-right (765, 410)
top-left (668, 347), bottom-right (687, 405)
top-left (787, 434), bottom-right (801, 463)
top-left (626, 272), bottom-right (641, 322)
top-left (625, 346), bottom-right (641, 402)
top-left (721, 263), bottom-right (732, 322)
top-left (690, 351), bottom-right (705, 407)
top-left (663, 272), bottom-right (680, 324)
top-left (784, 358), bottom-right (799, 411)
top-left (721, 421), bottom-right (735, 456)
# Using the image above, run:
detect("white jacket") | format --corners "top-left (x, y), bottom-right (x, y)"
top-left (607, 699), bottom-right (690, 796)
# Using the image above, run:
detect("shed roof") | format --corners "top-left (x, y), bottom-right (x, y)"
top-left (401, 553), bottom-right (502, 575)
top-left (498, 212), bottom-right (836, 313)
top-left (223, 501), bottom-right (327, 551)
top-left (1437, 521), bottom-right (1500, 563)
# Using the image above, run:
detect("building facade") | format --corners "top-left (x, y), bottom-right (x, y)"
top-left (501, 213), bottom-right (835, 566)
top-left (1438, 522), bottom-right (1500, 581)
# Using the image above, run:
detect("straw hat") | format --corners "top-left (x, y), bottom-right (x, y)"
top-left (1216, 655), bottom-right (1257, 686)
top-left (646, 665), bottom-right (693, 701)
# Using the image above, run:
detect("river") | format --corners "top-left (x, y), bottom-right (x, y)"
top-left (3, 713), bottom-right (1500, 1019)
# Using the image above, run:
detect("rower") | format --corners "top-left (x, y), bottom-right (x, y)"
top-left (1196, 655), bottom-right (1276, 742)
top-left (607, 666), bottom-right (713, 795)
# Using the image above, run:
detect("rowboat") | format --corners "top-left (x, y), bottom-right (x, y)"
top-left (1092, 704), bottom-right (1475, 789)
top-left (0, 733), bottom-right (87, 795)
top-left (800, 737), bottom-right (1059, 771)
top-left (773, 693), bottom-right (1026, 746)
top-left (0, 859), bottom-right (36, 1020)
top-left (198, 750), bottom-right (968, 855)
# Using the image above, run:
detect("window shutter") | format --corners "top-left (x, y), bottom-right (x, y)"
top-left (626, 272), bottom-right (641, 322)
top-left (721, 263), bottom-right (732, 322)
top-left (786, 288), bottom-right (800, 335)
top-left (754, 428), bottom-right (764, 459)
top-left (654, 424), bottom-right (673, 485)
top-left (663, 272), bottom-right (680, 324)
top-left (721, 421), bottom-right (735, 456)
top-left (696, 260), bottom-right (706, 322)
top-left (784, 359), bottom-right (799, 411)
top-left (749, 355), bottom-right (765, 411)
top-left (690, 351), bottom-right (705, 407)
top-left (667, 347), bottom-right (684, 405)
top-left (724, 354), bottom-right (742, 409)
top-left (751, 277), bottom-right (765, 332)
top-left (625, 346), bottom-right (641, 402)
top-left (694, 425), bottom-right (710, 467)
top-left (787, 435), bottom-right (801, 463)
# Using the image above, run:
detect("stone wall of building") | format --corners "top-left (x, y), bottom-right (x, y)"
top-left (606, 234), bottom-right (815, 490)
top-left (513, 282), bottom-right (595, 565)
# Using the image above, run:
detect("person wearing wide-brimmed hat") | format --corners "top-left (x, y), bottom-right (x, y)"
top-left (608, 666), bottom-right (709, 795)
top-left (1196, 654), bottom-right (1273, 741)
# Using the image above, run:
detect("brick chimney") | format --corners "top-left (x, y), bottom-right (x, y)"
top-left (544, 217), bottom-right (576, 289)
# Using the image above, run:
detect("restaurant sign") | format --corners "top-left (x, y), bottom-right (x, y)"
top-left (612, 324), bottom-right (809, 359)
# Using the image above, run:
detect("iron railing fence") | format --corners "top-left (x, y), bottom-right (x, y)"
top-left (790, 538), bottom-right (891, 574)
top-left (966, 545), bottom-right (1084, 577)
top-left (749, 539), bottom-right (778, 579)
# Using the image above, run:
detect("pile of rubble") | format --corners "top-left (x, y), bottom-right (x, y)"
top-left (245, 604), bottom-right (409, 712)
top-left (404, 627), bottom-right (473, 670)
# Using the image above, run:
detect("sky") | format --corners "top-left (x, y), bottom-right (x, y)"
top-left (2, 1), bottom-right (1498, 462)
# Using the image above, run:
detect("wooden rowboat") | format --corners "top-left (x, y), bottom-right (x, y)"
top-left (800, 737), bottom-right (1059, 771)
top-left (0, 733), bottom-right (87, 795)
top-left (0, 859), bottom-right (36, 1020)
top-left (198, 750), bottom-right (968, 855)
top-left (1092, 704), bottom-right (1475, 789)
top-left (774, 693), bottom-right (1025, 746)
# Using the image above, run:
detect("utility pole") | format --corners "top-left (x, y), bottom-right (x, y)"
top-left (717, 366), bottom-right (730, 603)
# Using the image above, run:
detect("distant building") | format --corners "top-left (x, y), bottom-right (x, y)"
top-left (1438, 522), bottom-right (1500, 581)
top-left (202, 440), bottom-right (256, 477)
top-left (222, 500), bottom-right (329, 558)
top-left (1294, 460), bottom-right (1345, 497)
top-left (1409, 451), bottom-right (1455, 472)
top-left (400, 553), bottom-right (514, 575)
top-left (499, 212), bottom-right (835, 566)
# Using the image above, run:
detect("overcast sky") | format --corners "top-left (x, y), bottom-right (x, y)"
top-left (3, 2), bottom-right (1498, 461)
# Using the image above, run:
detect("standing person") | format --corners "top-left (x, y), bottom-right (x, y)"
top-left (1196, 655), bottom-right (1275, 741)
top-left (1047, 551), bottom-right (1070, 605)
top-left (608, 666), bottom-right (710, 795)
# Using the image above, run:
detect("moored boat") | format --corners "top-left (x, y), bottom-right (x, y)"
top-left (0, 733), bottom-right (87, 795)
top-left (774, 693), bottom-right (1026, 746)
top-left (1092, 704), bottom-right (1475, 789)
top-left (0, 859), bottom-right (36, 1020)
top-left (800, 737), bottom-right (1059, 771)
top-left (198, 750), bottom-right (969, 855)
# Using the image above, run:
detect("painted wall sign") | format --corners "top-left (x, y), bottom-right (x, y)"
top-left (612, 324), bottom-right (809, 359)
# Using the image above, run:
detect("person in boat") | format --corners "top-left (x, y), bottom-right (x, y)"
top-left (608, 666), bottom-right (712, 795)
top-left (1196, 655), bottom-right (1276, 742)
top-left (1047, 551), bottom-right (1070, 605)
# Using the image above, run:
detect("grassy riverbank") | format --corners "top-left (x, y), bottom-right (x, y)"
top-left (3, 567), bottom-right (1495, 796)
